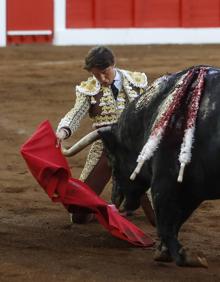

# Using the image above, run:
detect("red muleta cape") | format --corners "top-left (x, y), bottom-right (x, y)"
top-left (21, 120), bottom-right (154, 247)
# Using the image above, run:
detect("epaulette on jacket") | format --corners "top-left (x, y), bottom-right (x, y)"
top-left (76, 77), bottom-right (101, 96)
top-left (121, 69), bottom-right (148, 88)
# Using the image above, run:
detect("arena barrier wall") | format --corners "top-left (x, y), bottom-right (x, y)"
top-left (1, 0), bottom-right (53, 46)
top-left (1, 0), bottom-right (220, 46)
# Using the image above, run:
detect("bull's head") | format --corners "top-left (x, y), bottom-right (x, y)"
top-left (97, 124), bottom-right (149, 212)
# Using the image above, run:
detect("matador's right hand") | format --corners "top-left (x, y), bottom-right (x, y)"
top-left (56, 128), bottom-right (69, 147)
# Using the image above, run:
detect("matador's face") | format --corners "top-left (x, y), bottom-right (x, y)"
top-left (90, 65), bottom-right (116, 87)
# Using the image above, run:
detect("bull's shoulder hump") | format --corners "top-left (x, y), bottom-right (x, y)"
top-left (76, 76), bottom-right (101, 96)
top-left (121, 69), bottom-right (148, 88)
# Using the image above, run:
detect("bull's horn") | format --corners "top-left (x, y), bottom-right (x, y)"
top-left (61, 126), bottom-right (111, 157)
top-left (61, 130), bottom-right (99, 157)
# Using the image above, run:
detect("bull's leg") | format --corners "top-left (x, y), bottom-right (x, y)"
top-left (151, 180), bottom-right (207, 267)
top-left (170, 198), bottom-right (208, 268)
top-left (154, 242), bottom-right (173, 262)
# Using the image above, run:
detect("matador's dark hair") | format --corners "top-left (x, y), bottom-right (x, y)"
top-left (84, 46), bottom-right (115, 71)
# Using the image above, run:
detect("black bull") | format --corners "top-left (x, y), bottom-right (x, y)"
top-left (98, 65), bottom-right (220, 267)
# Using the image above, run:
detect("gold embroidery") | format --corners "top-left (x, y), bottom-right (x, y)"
top-left (58, 70), bottom-right (148, 136)
top-left (76, 77), bottom-right (100, 96)
top-left (121, 69), bottom-right (148, 88)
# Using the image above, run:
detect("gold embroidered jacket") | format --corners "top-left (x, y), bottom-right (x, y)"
top-left (57, 69), bottom-right (148, 135)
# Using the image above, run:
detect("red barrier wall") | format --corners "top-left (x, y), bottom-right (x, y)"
top-left (5, 0), bottom-right (220, 45)
top-left (95, 0), bottom-right (134, 27)
top-left (7, 0), bottom-right (53, 44)
top-left (135, 0), bottom-right (181, 27)
top-left (181, 0), bottom-right (220, 27)
top-left (66, 0), bottom-right (95, 28)
top-left (66, 0), bottom-right (220, 28)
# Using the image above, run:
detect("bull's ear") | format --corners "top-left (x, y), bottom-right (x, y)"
top-left (97, 124), bottom-right (118, 150)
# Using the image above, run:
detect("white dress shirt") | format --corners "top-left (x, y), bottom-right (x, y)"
top-left (113, 69), bottom-right (123, 91)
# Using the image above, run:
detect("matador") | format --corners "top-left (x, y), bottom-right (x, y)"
top-left (56, 46), bottom-right (155, 225)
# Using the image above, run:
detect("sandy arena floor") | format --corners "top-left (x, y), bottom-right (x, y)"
top-left (1, 44), bottom-right (220, 281)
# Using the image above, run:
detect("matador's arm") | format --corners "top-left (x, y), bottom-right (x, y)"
top-left (57, 91), bottom-right (90, 138)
